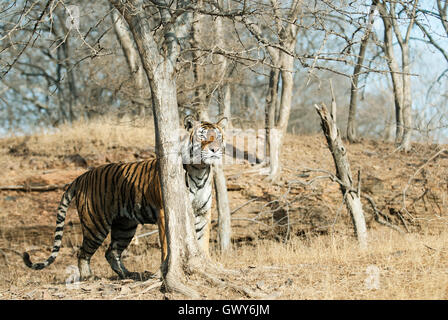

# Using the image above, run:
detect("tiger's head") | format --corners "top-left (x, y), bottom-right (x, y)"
top-left (182, 115), bottom-right (227, 166)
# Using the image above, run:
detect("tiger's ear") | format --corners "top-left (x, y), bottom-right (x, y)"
top-left (184, 115), bottom-right (198, 131)
top-left (216, 117), bottom-right (228, 129)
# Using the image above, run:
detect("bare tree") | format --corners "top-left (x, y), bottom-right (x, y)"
top-left (190, 0), bottom-right (209, 120)
top-left (316, 103), bottom-right (368, 249)
top-left (243, 0), bottom-right (301, 181)
top-left (109, 0), bottom-right (204, 296)
top-left (377, 0), bottom-right (419, 151)
top-left (347, 1), bottom-right (377, 143)
top-left (214, 154), bottom-right (232, 252)
top-left (215, 0), bottom-right (233, 129)
top-left (213, 2), bottom-right (232, 252)
top-left (111, 8), bottom-right (147, 115)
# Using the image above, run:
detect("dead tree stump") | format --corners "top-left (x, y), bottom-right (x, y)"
top-left (315, 103), bottom-right (368, 249)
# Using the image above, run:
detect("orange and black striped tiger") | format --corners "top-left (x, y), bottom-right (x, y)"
top-left (23, 116), bottom-right (227, 280)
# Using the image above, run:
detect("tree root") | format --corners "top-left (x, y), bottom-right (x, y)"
top-left (164, 269), bottom-right (270, 299)
top-left (195, 269), bottom-right (268, 299)
top-left (114, 280), bottom-right (162, 299)
top-left (162, 255), bottom-right (273, 299)
top-left (201, 257), bottom-right (240, 276)
top-left (122, 255), bottom-right (278, 299)
top-left (163, 272), bottom-right (201, 299)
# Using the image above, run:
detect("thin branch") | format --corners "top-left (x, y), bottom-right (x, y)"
top-left (0, 184), bottom-right (68, 192)
top-left (401, 149), bottom-right (447, 218)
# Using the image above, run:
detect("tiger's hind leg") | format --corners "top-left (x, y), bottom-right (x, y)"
top-left (105, 217), bottom-right (139, 280)
top-left (78, 235), bottom-right (109, 281)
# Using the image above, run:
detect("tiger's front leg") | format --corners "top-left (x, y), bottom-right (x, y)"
top-left (195, 209), bottom-right (211, 256)
top-left (156, 208), bottom-right (168, 263)
top-left (156, 208), bottom-right (209, 263)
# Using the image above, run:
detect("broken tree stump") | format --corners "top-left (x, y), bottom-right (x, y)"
top-left (315, 103), bottom-right (368, 249)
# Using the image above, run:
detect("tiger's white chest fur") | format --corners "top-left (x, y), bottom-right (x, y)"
top-left (184, 164), bottom-right (213, 216)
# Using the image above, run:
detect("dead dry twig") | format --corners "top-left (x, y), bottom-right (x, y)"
top-left (0, 184), bottom-right (68, 192)
top-left (401, 148), bottom-right (447, 220)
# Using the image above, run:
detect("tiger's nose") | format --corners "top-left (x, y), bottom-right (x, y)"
top-left (210, 147), bottom-right (218, 153)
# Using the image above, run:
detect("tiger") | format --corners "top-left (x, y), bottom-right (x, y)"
top-left (22, 115), bottom-right (227, 280)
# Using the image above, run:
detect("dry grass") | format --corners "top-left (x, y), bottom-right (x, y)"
top-left (214, 229), bottom-right (448, 299)
top-left (3, 115), bottom-right (155, 156)
top-left (2, 229), bottom-right (447, 299)
top-left (0, 118), bottom-right (447, 300)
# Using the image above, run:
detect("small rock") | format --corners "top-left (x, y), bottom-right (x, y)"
top-left (100, 284), bottom-right (116, 296)
top-left (120, 286), bottom-right (132, 295)
top-left (42, 291), bottom-right (51, 300)
top-left (390, 250), bottom-right (405, 257)
top-left (52, 292), bottom-right (65, 298)
top-left (25, 290), bottom-right (37, 299)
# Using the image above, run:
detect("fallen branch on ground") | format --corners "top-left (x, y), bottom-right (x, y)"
top-left (0, 184), bottom-right (68, 192)
top-left (113, 280), bottom-right (163, 299)
top-left (363, 194), bottom-right (406, 233)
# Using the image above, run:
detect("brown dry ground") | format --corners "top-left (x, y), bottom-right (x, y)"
top-left (0, 118), bottom-right (447, 300)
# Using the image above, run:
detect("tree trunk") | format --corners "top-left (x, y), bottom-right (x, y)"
top-left (220, 83), bottom-right (232, 129)
top-left (265, 68), bottom-right (280, 165)
top-left (381, 13), bottom-right (405, 145)
top-left (214, 163), bottom-right (231, 252)
top-left (191, 4), bottom-right (208, 119)
top-left (216, 9), bottom-right (232, 128)
top-left (56, 11), bottom-right (77, 123)
top-left (383, 108), bottom-right (395, 142)
top-left (268, 35), bottom-right (296, 181)
top-left (347, 2), bottom-right (376, 143)
top-left (214, 10), bottom-right (232, 252)
top-left (150, 68), bottom-right (203, 287)
top-left (315, 104), bottom-right (368, 249)
top-left (265, 0), bottom-right (300, 181)
top-left (110, 0), bottom-right (207, 297)
top-left (112, 9), bottom-right (145, 114)
top-left (378, 1), bottom-right (417, 151)
top-left (399, 44), bottom-right (412, 151)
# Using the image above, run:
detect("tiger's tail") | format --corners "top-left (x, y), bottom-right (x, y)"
top-left (23, 181), bottom-right (76, 270)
